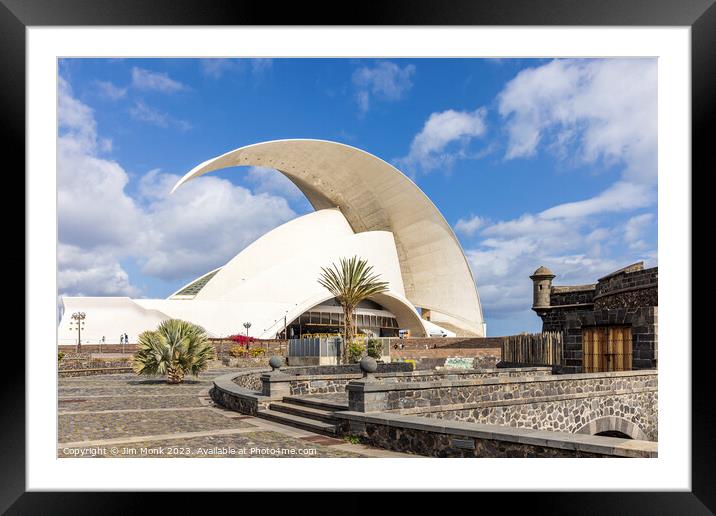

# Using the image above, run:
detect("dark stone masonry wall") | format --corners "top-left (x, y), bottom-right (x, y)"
top-left (562, 306), bottom-right (657, 373)
top-left (534, 264), bottom-right (658, 373)
top-left (359, 423), bottom-right (633, 458)
top-left (231, 369), bottom-right (269, 391)
top-left (347, 371), bottom-right (657, 441)
top-left (422, 390), bottom-right (657, 441)
top-left (550, 286), bottom-right (596, 307)
top-left (210, 386), bottom-right (262, 416)
top-left (265, 368), bottom-right (552, 396)
top-left (290, 378), bottom-right (353, 395)
top-left (282, 362), bottom-right (412, 376)
top-left (537, 306), bottom-right (592, 333)
top-left (595, 267), bottom-right (658, 299)
top-left (594, 287), bottom-right (658, 310)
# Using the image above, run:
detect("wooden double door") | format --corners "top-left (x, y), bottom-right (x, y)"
top-left (582, 326), bottom-right (632, 373)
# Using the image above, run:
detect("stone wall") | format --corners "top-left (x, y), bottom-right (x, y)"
top-left (212, 372), bottom-right (274, 416)
top-left (550, 285), bottom-right (596, 307)
top-left (282, 362), bottom-right (413, 376)
top-left (58, 339), bottom-right (287, 357)
top-left (422, 390), bottom-right (656, 441)
top-left (231, 368), bottom-right (269, 391)
top-left (346, 370), bottom-right (657, 441)
top-left (387, 337), bottom-right (504, 350)
top-left (59, 366), bottom-right (134, 377)
top-left (58, 344), bottom-right (139, 354)
top-left (335, 411), bottom-right (657, 458)
top-left (290, 378), bottom-right (353, 395)
top-left (592, 266), bottom-right (657, 311)
top-left (390, 347), bottom-right (501, 370)
top-left (58, 358), bottom-right (133, 377)
top-left (562, 306), bottom-right (658, 373)
top-left (595, 267), bottom-right (657, 299)
top-left (285, 367), bottom-right (551, 396)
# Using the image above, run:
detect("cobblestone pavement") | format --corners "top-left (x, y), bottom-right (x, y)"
top-left (58, 369), bottom-right (410, 458)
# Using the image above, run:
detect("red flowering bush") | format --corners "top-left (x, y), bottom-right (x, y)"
top-left (228, 334), bottom-right (255, 346)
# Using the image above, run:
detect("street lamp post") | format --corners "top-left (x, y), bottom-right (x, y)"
top-left (243, 322), bottom-right (252, 337)
top-left (70, 312), bottom-right (86, 353)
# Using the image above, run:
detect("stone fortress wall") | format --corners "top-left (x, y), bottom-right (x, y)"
top-left (531, 262), bottom-right (658, 373)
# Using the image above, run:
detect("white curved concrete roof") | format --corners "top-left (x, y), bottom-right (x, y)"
top-left (173, 139), bottom-right (485, 336)
top-left (58, 209), bottom-right (430, 342)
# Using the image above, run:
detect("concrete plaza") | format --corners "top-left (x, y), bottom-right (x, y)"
top-left (58, 368), bottom-right (410, 458)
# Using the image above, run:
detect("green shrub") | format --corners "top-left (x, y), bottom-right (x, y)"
top-left (347, 341), bottom-right (365, 363)
top-left (58, 351), bottom-right (65, 364)
top-left (366, 338), bottom-right (382, 359)
top-left (344, 434), bottom-right (362, 444)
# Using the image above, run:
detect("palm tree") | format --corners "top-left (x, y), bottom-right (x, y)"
top-left (133, 319), bottom-right (215, 384)
top-left (317, 256), bottom-right (389, 363)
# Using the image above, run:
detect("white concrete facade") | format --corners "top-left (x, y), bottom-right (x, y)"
top-left (58, 140), bottom-right (485, 344)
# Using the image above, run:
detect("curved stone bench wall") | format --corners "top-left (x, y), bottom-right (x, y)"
top-left (231, 368), bottom-right (270, 391)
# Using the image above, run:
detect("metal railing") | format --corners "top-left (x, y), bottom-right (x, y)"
top-left (288, 336), bottom-right (391, 358)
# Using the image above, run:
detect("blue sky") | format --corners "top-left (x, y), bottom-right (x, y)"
top-left (57, 58), bottom-right (657, 335)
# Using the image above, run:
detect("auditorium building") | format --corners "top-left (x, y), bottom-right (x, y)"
top-left (59, 140), bottom-right (486, 345)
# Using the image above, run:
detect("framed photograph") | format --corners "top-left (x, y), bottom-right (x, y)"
top-left (7, 0), bottom-right (709, 511)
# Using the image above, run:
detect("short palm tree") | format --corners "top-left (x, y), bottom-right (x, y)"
top-left (318, 256), bottom-right (389, 363)
top-left (133, 319), bottom-right (215, 384)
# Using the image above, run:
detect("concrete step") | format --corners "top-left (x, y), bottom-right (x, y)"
top-left (282, 395), bottom-right (349, 412)
top-left (269, 401), bottom-right (337, 423)
top-left (257, 409), bottom-right (339, 436)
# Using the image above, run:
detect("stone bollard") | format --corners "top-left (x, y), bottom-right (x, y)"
top-left (261, 356), bottom-right (290, 398)
top-left (269, 356), bottom-right (283, 371)
top-left (360, 356), bottom-right (378, 379)
top-left (345, 357), bottom-right (384, 413)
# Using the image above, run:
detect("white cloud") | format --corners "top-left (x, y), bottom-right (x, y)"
top-left (136, 169), bottom-right (295, 281)
top-left (131, 67), bottom-right (187, 93)
top-left (623, 213), bottom-right (655, 250)
top-left (465, 207), bottom-right (656, 325)
top-left (498, 58), bottom-right (657, 186)
top-left (352, 61), bottom-right (415, 114)
top-left (397, 108), bottom-right (488, 172)
top-left (58, 78), bottom-right (145, 250)
top-left (454, 215), bottom-right (487, 237)
top-left (58, 243), bottom-right (140, 297)
top-left (539, 181), bottom-right (655, 220)
top-left (465, 58), bottom-right (659, 328)
top-left (467, 219), bottom-right (623, 323)
top-left (200, 58), bottom-right (273, 79)
top-left (129, 100), bottom-right (192, 131)
top-left (58, 77), bottom-right (297, 295)
top-left (95, 80), bottom-right (127, 100)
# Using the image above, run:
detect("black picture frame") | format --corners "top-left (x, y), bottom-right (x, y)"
top-left (5, 0), bottom-right (708, 512)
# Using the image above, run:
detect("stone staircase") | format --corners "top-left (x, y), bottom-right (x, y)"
top-left (257, 395), bottom-right (348, 436)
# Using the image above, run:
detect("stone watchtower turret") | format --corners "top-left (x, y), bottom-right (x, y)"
top-left (530, 265), bottom-right (555, 310)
